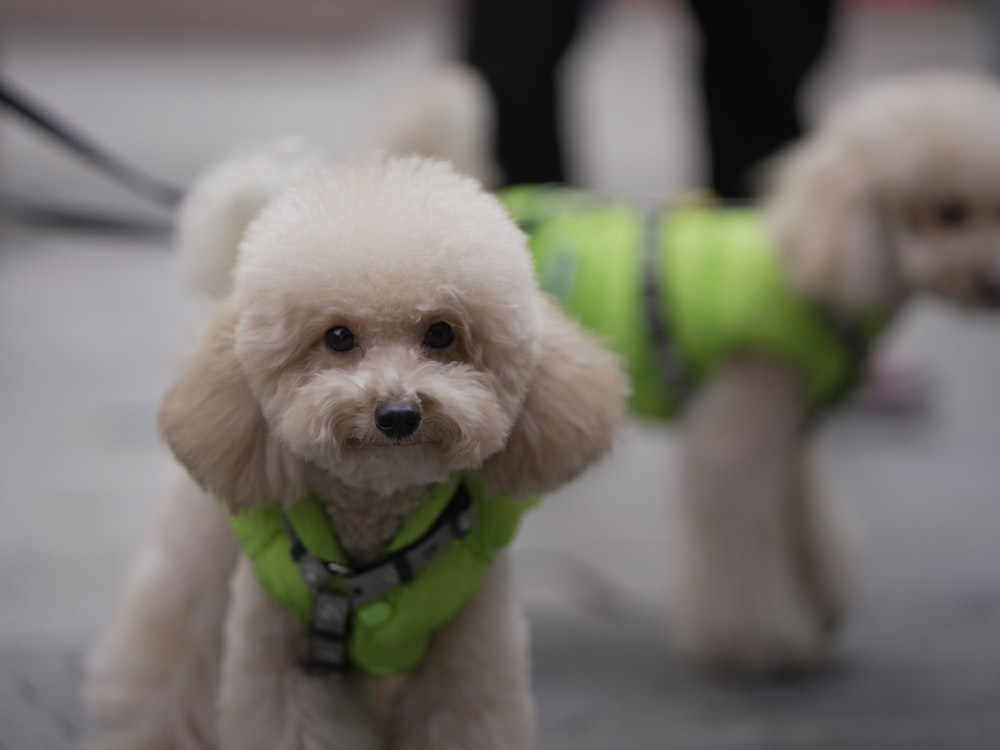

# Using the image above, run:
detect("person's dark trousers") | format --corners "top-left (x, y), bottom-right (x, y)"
top-left (688, 0), bottom-right (837, 199)
top-left (460, 0), bottom-right (591, 186)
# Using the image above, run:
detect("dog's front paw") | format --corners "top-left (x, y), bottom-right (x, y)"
top-left (392, 684), bottom-right (534, 750)
top-left (671, 574), bottom-right (834, 674)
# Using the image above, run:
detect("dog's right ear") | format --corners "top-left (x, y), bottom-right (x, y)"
top-left (481, 296), bottom-right (629, 498)
top-left (159, 304), bottom-right (303, 511)
top-left (764, 136), bottom-right (903, 312)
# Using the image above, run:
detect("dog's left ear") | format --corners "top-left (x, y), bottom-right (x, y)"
top-left (764, 135), bottom-right (903, 312)
top-left (482, 296), bottom-right (629, 497)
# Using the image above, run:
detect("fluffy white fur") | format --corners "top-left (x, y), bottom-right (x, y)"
top-left (83, 153), bottom-right (628, 749)
top-left (380, 67), bottom-right (1000, 673)
top-left (375, 66), bottom-right (499, 191)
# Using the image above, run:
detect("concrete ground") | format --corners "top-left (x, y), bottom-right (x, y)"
top-left (1, 2), bottom-right (999, 748)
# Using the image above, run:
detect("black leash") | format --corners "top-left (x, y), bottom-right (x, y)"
top-left (0, 74), bottom-right (185, 233)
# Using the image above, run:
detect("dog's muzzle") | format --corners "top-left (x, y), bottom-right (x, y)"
top-left (374, 399), bottom-right (422, 439)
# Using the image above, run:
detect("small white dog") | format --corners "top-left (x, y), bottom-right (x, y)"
top-left (380, 68), bottom-right (1000, 673)
top-left (83, 152), bottom-right (627, 749)
top-left (677, 72), bottom-right (1000, 672)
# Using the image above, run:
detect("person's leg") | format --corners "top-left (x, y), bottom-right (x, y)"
top-left (459, 0), bottom-right (590, 186)
top-left (688, 0), bottom-right (837, 199)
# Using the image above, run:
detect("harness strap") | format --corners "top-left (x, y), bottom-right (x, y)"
top-left (813, 305), bottom-right (880, 405)
top-left (283, 484), bottom-right (477, 674)
top-left (641, 210), bottom-right (694, 408)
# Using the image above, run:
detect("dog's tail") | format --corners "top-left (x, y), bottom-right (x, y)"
top-left (175, 138), bottom-right (323, 299)
top-left (376, 64), bottom-right (498, 188)
top-left (176, 67), bottom-right (495, 298)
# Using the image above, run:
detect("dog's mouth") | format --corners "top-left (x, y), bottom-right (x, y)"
top-left (344, 436), bottom-right (440, 450)
top-left (373, 439), bottom-right (437, 449)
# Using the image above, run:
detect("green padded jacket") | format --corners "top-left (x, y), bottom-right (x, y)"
top-left (501, 185), bottom-right (881, 418)
top-left (230, 473), bottom-right (537, 676)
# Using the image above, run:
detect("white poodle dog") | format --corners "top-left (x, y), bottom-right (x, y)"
top-left (82, 152), bottom-right (628, 749)
top-left (381, 68), bottom-right (1000, 673)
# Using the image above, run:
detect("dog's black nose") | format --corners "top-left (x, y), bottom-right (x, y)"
top-left (374, 400), bottom-right (422, 439)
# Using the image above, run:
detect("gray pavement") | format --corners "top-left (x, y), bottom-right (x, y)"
top-left (2, 3), bottom-right (1000, 748)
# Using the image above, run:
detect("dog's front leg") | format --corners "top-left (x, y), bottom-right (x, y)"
top-left (83, 478), bottom-right (238, 750)
top-left (390, 553), bottom-right (534, 750)
top-left (217, 558), bottom-right (380, 750)
top-left (672, 355), bottom-right (848, 673)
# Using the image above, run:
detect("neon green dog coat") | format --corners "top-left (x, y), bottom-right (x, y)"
top-left (230, 473), bottom-right (536, 677)
top-left (501, 185), bottom-right (881, 418)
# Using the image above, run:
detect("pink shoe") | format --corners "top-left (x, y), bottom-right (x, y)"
top-left (851, 357), bottom-right (935, 416)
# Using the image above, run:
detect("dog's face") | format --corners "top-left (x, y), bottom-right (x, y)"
top-left (885, 188), bottom-right (1000, 309)
top-left (161, 152), bottom-right (625, 509)
top-left (231, 155), bottom-right (541, 494)
top-left (860, 83), bottom-right (1000, 310)
top-left (767, 73), bottom-right (1000, 312)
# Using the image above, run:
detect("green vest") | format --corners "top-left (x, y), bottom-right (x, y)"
top-left (501, 185), bottom-right (881, 418)
top-left (230, 473), bottom-right (536, 676)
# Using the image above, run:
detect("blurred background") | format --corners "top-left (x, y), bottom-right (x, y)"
top-left (1, 0), bottom-right (999, 747)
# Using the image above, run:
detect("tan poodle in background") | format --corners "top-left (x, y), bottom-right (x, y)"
top-left (82, 153), bottom-right (627, 749)
top-left (380, 68), bottom-right (1000, 673)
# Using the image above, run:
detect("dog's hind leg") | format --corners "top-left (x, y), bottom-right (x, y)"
top-left (390, 553), bottom-right (534, 750)
top-left (790, 453), bottom-right (854, 639)
top-left (671, 355), bottom-right (846, 673)
top-left (82, 475), bottom-right (239, 750)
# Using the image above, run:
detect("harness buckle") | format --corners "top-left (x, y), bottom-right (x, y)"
top-left (322, 559), bottom-right (353, 577)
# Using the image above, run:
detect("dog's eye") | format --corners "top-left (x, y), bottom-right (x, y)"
top-left (423, 322), bottom-right (454, 350)
top-left (324, 326), bottom-right (356, 353)
top-left (934, 200), bottom-right (968, 227)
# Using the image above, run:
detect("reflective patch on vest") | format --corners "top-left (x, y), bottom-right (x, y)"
top-left (539, 245), bottom-right (579, 301)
